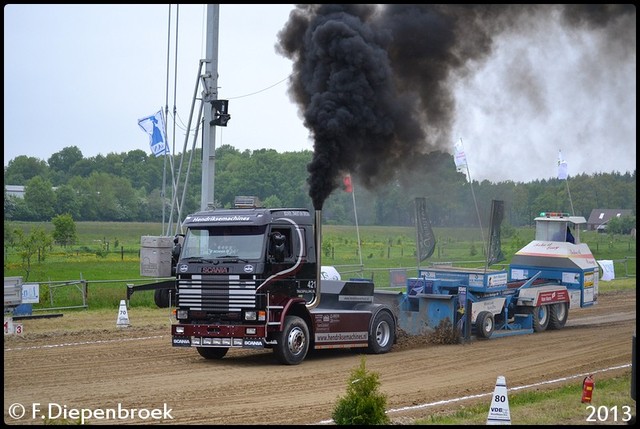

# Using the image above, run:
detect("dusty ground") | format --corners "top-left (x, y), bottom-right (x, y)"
top-left (4, 289), bottom-right (636, 425)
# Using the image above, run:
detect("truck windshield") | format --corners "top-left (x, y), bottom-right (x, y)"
top-left (182, 226), bottom-right (266, 260)
top-left (535, 220), bottom-right (568, 242)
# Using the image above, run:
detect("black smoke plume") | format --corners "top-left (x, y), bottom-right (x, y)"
top-left (276, 4), bottom-right (635, 210)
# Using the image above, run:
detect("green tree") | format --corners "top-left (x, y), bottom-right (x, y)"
top-left (3, 155), bottom-right (49, 185)
top-left (47, 146), bottom-right (84, 185)
top-left (12, 226), bottom-right (53, 281)
top-left (332, 356), bottom-right (390, 425)
top-left (54, 184), bottom-right (81, 219)
top-left (24, 176), bottom-right (56, 221)
top-left (607, 215), bottom-right (636, 235)
top-left (52, 213), bottom-right (77, 246)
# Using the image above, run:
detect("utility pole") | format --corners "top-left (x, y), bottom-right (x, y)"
top-left (201, 4), bottom-right (219, 210)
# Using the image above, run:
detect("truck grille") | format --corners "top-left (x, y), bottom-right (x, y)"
top-left (177, 274), bottom-right (257, 311)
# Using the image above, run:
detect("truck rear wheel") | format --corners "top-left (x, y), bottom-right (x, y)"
top-left (274, 315), bottom-right (309, 365)
top-left (527, 305), bottom-right (550, 332)
top-left (367, 311), bottom-right (395, 354)
top-left (196, 347), bottom-right (228, 360)
top-left (548, 302), bottom-right (568, 330)
top-left (476, 311), bottom-right (495, 339)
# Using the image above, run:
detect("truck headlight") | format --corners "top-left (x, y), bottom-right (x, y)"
top-left (245, 311), bottom-right (257, 321)
top-left (176, 309), bottom-right (188, 320)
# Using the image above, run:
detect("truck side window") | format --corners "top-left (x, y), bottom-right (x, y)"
top-left (270, 229), bottom-right (291, 262)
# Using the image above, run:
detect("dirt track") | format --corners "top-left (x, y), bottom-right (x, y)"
top-left (4, 289), bottom-right (636, 425)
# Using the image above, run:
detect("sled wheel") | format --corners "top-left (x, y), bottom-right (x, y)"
top-left (548, 302), bottom-right (568, 330)
top-left (476, 311), bottom-right (495, 339)
top-left (528, 305), bottom-right (550, 332)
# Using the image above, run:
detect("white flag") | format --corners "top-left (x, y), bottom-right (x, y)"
top-left (138, 110), bottom-right (169, 157)
top-left (454, 139), bottom-right (467, 172)
top-left (597, 260), bottom-right (615, 281)
top-left (557, 150), bottom-right (568, 180)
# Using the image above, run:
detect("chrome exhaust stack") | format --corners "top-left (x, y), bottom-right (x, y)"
top-left (306, 210), bottom-right (323, 310)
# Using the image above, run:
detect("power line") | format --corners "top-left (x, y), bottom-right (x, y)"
top-left (226, 74), bottom-right (292, 100)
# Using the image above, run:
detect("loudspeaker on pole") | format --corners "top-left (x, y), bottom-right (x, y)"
top-left (487, 375), bottom-right (511, 425)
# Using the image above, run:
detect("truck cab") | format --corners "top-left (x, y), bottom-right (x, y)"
top-left (534, 211), bottom-right (583, 244)
top-left (510, 211), bottom-right (599, 310)
top-left (170, 197), bottom-right (396, 365)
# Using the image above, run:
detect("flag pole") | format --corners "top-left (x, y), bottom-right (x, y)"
top-left (351, 179), bottom-right (364, 275)
top-left (566, 179), bottom-right (575, 216)
top-left (415, 199), bottom-right (421, 272)
top-left (458, 139), bottom-right (487, 268)
top-left (344, 174), bottom-right (363, 275)
top-left (558, 150), bottom-right (575, 215)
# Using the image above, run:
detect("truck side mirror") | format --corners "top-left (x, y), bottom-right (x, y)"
top-left (172, 234), bottom-right (184, 262)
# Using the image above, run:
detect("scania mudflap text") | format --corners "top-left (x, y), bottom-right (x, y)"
top-left (170, 197), bottom-right (396, 365)
top-left (397, 211), bottom-right (599, 339)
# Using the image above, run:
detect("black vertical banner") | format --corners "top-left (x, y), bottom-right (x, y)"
top-left (487, 199), bottom-right (506, 266)
top-left (415, 197), bottom-right (436, 261)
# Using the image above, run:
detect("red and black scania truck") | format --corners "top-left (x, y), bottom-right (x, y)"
top-left (169, 196), bottom-right (396, 365)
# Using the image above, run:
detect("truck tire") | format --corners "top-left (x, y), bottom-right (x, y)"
top-left (476, 311), bottom-right (495, 339)
top-left (527, 305), bottom-right (550, 332)
top-left (274, 315), bottom-right (309, 365)
top-left (196, 347), bottom-right (228, 360)
top-left (367, 311), bottom-right (395, 354)
top-left (154, 288), bottom-right (175, 308)
top-left (548, 302), bottom-right (568, 330)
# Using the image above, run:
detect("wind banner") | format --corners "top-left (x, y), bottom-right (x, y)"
top-left (138, 110), bottom-right (169, 157)
top-left (487, 199), bottom-right (506, 266)
top-left (557, 150), bottom-right (568, 180)
top-left (415, 197), bottom-right (436, 261)
top-left (454, 139), bottom-right (467, 172)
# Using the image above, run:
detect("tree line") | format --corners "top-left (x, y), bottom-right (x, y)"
top-left (4, 144), bottom-right (636, 228)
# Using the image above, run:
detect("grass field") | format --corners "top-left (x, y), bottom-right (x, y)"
top-left (413, 371), bottom-right (636, 425)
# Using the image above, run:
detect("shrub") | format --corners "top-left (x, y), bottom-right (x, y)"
top-left (332, 356), bottom-right (390, 425)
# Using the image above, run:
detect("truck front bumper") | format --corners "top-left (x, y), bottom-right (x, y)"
top-left (171, 323), bottom-right (267, 349)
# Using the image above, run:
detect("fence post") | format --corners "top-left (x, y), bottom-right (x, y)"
top-left (83, 280), bottom-right (88, 308)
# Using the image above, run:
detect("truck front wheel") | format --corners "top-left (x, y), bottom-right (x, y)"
top-left (367, 311), bottom-right (395, 354)
top-left (274, 316), bottom-right (309, 365)
top-left (548, 302), bottom-right (568, 330)
top-left (154, 288), bottom-right (170, 308)
top-left (196, 347), bottom-right (228, 360)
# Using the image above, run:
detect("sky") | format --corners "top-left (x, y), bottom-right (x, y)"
top-left (4, 4), bottom-right (636, 184)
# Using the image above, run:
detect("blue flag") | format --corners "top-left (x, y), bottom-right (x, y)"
top-left (138, 110), bottom-right (169, 157)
